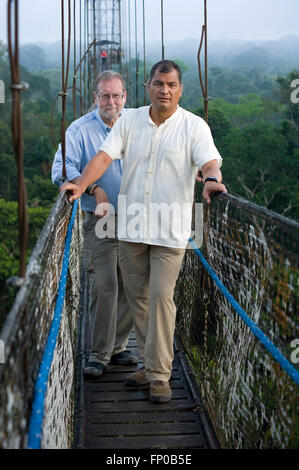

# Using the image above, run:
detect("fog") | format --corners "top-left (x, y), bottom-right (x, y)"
top-left (0, 0), bottom-right (298, 45)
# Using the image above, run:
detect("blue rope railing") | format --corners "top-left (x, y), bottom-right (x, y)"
top-left (188, 238), bottom-right (299, 388)
top-left (28, 199), bottom-right (79, 449)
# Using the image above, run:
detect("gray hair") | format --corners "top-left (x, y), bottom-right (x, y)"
top-left (94, 70), bottom-right (126, 92)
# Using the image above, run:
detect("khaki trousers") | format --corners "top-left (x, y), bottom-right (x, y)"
top-left (82, 213), bottom-right (133, 365)
top-left (119, 241), bottom-right (185, 382)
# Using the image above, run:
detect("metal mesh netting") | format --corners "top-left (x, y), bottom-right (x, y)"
top-left (175, 189), bottom-right (299, 449)
top-left (0, 193), bottom-right (83, 449)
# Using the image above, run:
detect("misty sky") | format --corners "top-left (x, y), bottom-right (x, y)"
top-left (0, 0), bottom-right (298, 45)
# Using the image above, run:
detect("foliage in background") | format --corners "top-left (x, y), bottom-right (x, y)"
top-left (0, 39), bottom-right (298, 325)
top-left (193, 76), bottom-right (299, 220)
top-left (0, 199), bottom-right (51, 327)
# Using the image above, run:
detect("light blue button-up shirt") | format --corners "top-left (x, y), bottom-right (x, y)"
top-left (51, 107), bottom-right (123, 213)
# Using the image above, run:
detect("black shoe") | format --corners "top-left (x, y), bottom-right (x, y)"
top-left (110, 350), bottom-right (138, 365)
top-left (83, 361), bottom-right (105, 377)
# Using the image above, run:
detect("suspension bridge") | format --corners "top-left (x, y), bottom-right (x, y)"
top-left (0, 0), bottom-right (298, 450)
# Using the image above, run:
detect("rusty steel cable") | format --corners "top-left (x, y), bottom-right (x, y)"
top-left (72, 0), bottom-right (77, 120)
top-left (197, 0), bottom-right (209, 123)
top-left (79, 0), bottom-right (83, 115)
top-left (128, 0), bottom-right (132, 108)
top-left (7, 0), bottom-right (28, 278)
top-left (92, 0), bottom-right (96, 85)
top-left (161, 0), bottom-right (165, 60)
top-left (60, 0), bottom-right (72, 182)
top-left (51, 7), bottom-right (97, 147)
top-left (51, 85), bottom-right (82, 149)
top-left (142, 0), bottom-right (146, 105)
top-left (134, 0), bottom-right (139, 107)
top-left (118, 0), bottom-right (123, 74)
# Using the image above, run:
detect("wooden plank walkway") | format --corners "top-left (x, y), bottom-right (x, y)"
top-left (74, 276), bottom-right (219, 449)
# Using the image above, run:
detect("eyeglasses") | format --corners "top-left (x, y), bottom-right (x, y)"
top-left (96, 93), bottom-right (125, 102)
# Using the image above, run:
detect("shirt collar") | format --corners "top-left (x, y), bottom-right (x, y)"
top-left (94, 107), bottom-right (109, 133)
top-left (148, 105), bottom-right (181, 127)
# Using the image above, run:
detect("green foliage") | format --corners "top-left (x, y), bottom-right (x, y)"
top-left (0, 39), bottom-right (298, 326)
top-left (219, 122), bottom-right (298, 214)
top-left (26, 175), bottom-right (58, 208)
top-left (193, 106), bottom-right (232, 143)
top-left (193, 83), bottom-right (299, 221)
top-left (0, 41), bottom-right (62, 326)
top-left (276, 69), bottom-right (299, 146)
top-left (0, 199), bottom-right (51, 328)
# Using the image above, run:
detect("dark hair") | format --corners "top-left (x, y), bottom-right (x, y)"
top-left (149, 60), bottom-right (182, 84)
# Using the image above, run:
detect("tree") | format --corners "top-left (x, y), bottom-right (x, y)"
top-left (0, 198), bottom-right (51, 328)
top-left (220, 121), bottom-right (299, 220)
top-left (276, 70), bottom-right (299, 146)
top-left (193, 106), bottom-right (232, 144)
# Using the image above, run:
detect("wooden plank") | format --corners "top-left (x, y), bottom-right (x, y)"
top-left (86, 398), bottom-right (197, 413)
top-left (85, 388), bottom-right (189, 402)
top-left (84, 377), bottom-right (186, 392)
top-left (84, 369), bottom-right (182, 383)
top-left (87, 410), bottom-right (201, 424)
top-left (84, 434), bottom-right (206, 449)
top-left (85, 421), bottom-right (204, 437)
top-left (79, 325), bottom-right (215, 449)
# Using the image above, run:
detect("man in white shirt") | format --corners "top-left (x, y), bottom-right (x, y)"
top-left (61, 60), bottom-right (227, 403)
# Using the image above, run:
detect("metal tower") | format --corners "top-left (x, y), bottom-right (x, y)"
top-left (87, 0), bottom-right (122, 80)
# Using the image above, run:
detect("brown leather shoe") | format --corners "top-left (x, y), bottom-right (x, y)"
top-left (149, 380), bottom-right (172, 403)
top-left (125, 366), bottom-right (149, 387)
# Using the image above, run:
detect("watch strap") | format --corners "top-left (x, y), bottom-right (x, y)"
top-left (204, 176), bottom-right (218, 185)
top-left (85, 183), bottom-right (98, 195)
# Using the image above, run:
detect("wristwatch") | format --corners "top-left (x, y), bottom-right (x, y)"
top-left (85, 183), bottom-right (98, 196)
top-left (204, 176), bottom-right (218, 185)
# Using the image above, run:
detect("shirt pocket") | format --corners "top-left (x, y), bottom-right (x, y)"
top-left (160, 148), bottom-right (185, 177)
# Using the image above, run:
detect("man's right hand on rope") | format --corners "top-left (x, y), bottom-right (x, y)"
top-left (60, 151), bottom-right (113, 203)
top-left (60, 181), bottom-right (85, 202)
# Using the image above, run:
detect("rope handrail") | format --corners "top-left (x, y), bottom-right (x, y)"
top-left (215, 192), bottom-right (299, 236)
top-left (27, 199), bottom-right (79, 449)
top-left (188, 238), bottom-right (299, 387)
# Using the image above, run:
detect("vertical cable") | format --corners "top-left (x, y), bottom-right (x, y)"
top-left (142, 0), bottom-right (146, 105)
top-left (204, 0), bottom-right (208, 122)
top-left (128, 0), bottom-right (132, 107)
top-left (197, 0), bottom-right (209, 123)
top-left (122, 0), bottom-right (127, 84)
top-left (135, 0), bottom-right (139, 108)
top-left (61, 0), bottom-right (66, 178)
top-left (61, 0), bottom-right (72, 181)
top-left (161, 0), bottom-right (164, 60)
top-left (84, 0), bottom-right (88, 111)
top-left (119, 0), bottom-right (123, 74)
top-left (73, 0), bottom-right (77, 120)
top-left (92, 0), bottom-right (96, 82)
top-left (7, 0), bottom-right (28, 278)
top-left (79, 0), bottom-right (83, 114)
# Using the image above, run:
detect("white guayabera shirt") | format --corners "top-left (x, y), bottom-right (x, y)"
top-left (100, 105), bottom-right (222, 248)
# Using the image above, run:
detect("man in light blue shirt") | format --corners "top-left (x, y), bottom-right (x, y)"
top-left (52, 70), bottom-right (137, 377)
